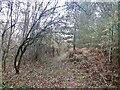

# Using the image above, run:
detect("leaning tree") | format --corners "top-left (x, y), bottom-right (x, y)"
top-left (13, 0), bottom-right (66, 74)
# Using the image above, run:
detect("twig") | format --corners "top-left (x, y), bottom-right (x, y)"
top-left (99, 73), bottom-right (109, 86)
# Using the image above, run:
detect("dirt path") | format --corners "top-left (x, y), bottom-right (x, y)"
top-left (37, 53), bottom-right (88, 88)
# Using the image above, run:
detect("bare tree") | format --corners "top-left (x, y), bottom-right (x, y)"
top-left (13, 0), bottom-right (66, 74)
top-left (1, 0), bottom-right (19, 71)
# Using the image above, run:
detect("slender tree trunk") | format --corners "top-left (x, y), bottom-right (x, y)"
top-left (14, 46), bottom-right (26, 74)
top-left (73, 33), bottom-right (76, 51)
top-left (2, 2), bottom-right (13, 71)
top-left (17, 50), bottom-right (24, 73)
top-left (14, 40), bottom-right (33, 74)
top-left (73, 7), bottom-right (77, 52)
top-left (117, 1), bottom-right (120, 88)
top-left (2, 50), bottom-right (6, 71)
top-left (108, 28), bottom-right (112, 63)
top-left (14, 46), bottom-right (22, 74)
top-left (35, 46), bottom-right (38, 61)
top-left (52, 46), bottom-right (55, 57)
top-left (111, 26), bottom-right (114, 61)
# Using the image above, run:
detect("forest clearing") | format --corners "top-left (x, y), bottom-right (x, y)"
top-left (0, 0), bottom-right (120, 89)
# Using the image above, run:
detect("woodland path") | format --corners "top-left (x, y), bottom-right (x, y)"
top-left (3, 53), bottom-right (88, 88)
top-left (36, 52), bottom-right (88, 88)
top-left (2, 51), bottom-right (117, 88)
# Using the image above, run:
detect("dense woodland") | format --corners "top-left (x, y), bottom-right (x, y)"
top-left (0, 0), bottom-right (120, 88)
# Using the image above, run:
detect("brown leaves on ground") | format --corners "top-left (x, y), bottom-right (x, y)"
top-left (2, 47), bottom-right (118, 88)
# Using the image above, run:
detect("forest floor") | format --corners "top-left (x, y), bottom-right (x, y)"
top-left (2, 49), bottom-right (119, 88)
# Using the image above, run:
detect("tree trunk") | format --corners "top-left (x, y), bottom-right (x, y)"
top-left (108, 28), bottom-right (112, 63)
top-left (73, 33), bottom-right (76, 51)
top-left (14, 40), bottom-right (33, 74)
top-left (52, 46), bottom-right (55, 57)
top-left (2, 2), bottom-right (13, 71)
top-left (117, 1), bottom-right (120, 88)
top-left (14, 46), bottom-right (23, 74)
top-left (2, 50), bottom-right (6, 71)
top-left (14, 45), bottom-right (26, 74)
